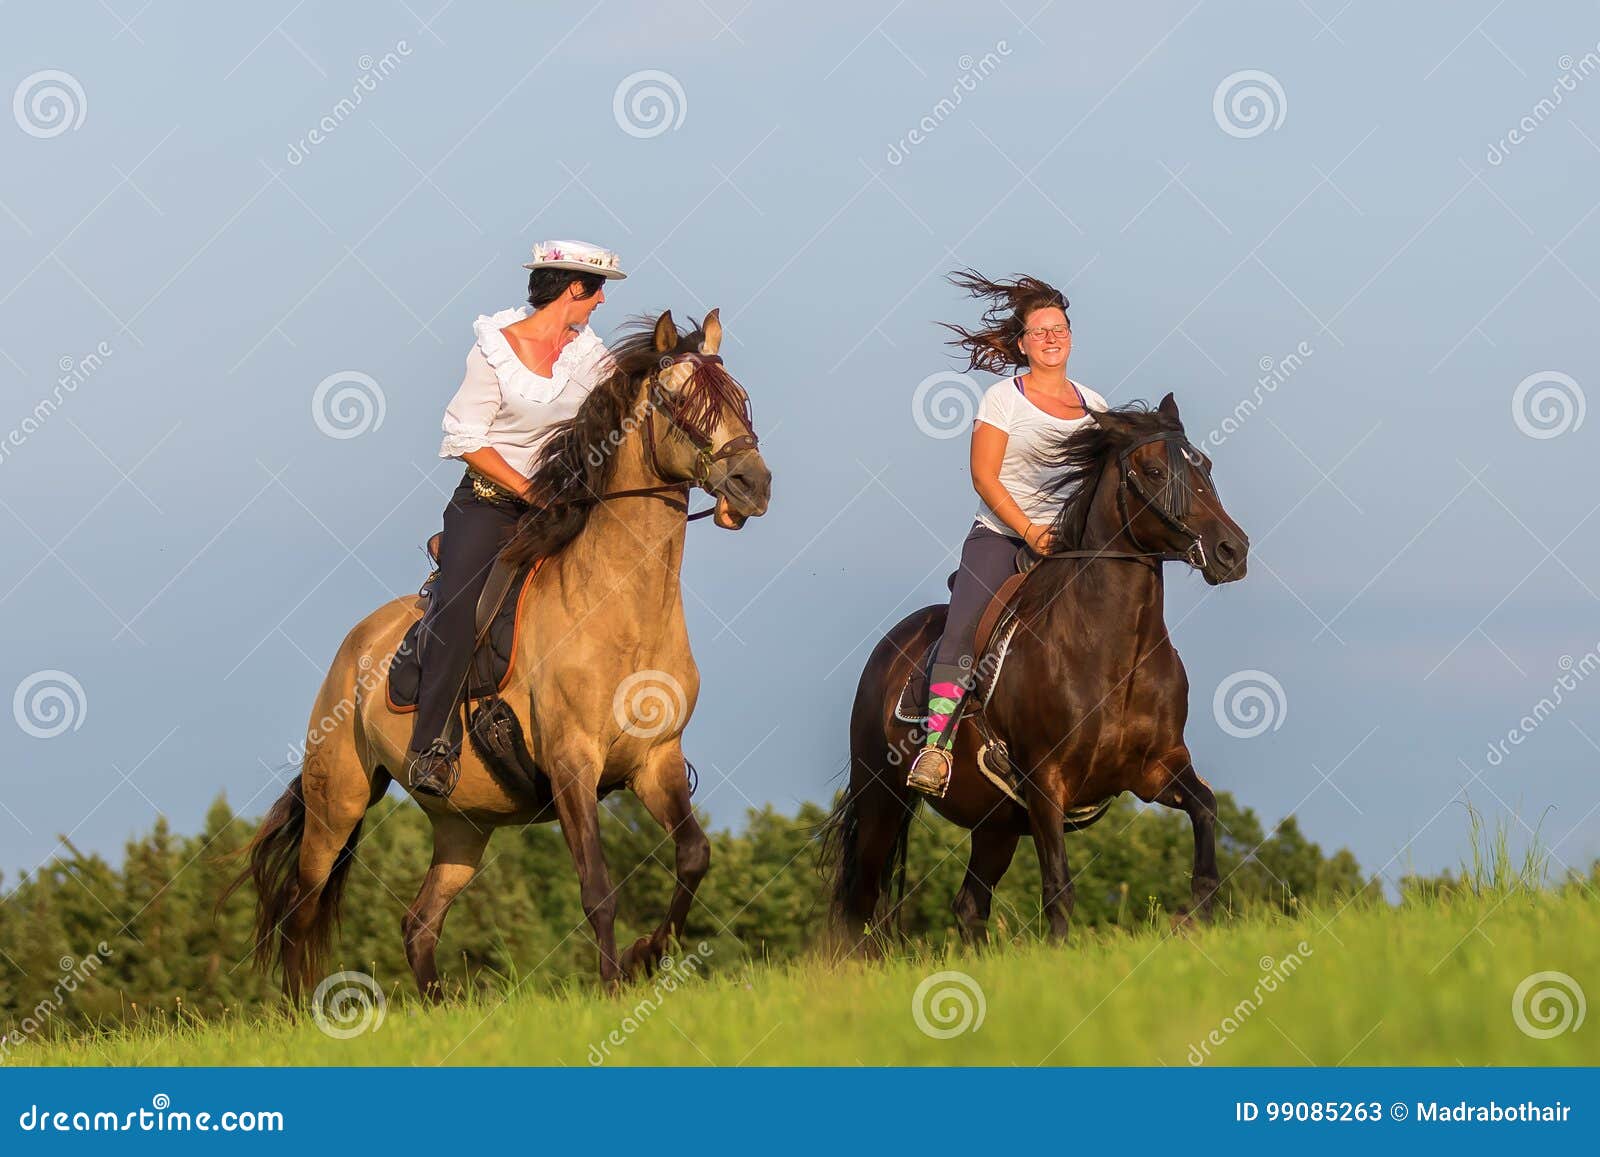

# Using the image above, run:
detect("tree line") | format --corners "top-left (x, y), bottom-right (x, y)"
top-left (2, 786), bottom-right (1382, 1043)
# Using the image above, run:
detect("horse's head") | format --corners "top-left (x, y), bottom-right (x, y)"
top-left (1096, 394), bottom-right (1247, 584)
top-left (644, 308), bottom-right (771, 530)
top-left (1048, 394), bottom-right (1247, 584)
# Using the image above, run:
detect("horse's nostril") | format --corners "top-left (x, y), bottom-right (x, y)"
top-left (731, 467), bottom-right (770, 499)
top-left (1215, 539), bottom-right (1239, 565)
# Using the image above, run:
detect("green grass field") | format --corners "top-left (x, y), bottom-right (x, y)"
top-left (19, 883), bottom-right (1596, 1067)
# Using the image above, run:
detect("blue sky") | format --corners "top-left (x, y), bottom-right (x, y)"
top-left (2, 1), bottom-right (1597, 893)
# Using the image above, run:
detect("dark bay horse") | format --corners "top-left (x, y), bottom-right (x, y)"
top-left (823, 394), bottom-right (1247, 948)
top-left (232, 310), bottom-right (771, 1000)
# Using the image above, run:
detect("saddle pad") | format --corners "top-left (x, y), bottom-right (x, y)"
top-left (385, 563), bottom-right (540, 713)
top-left (894, 616), bottom-right (1020, 724)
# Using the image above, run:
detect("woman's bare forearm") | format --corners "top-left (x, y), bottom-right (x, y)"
top-left (461, 447), bottom-right (530, 497)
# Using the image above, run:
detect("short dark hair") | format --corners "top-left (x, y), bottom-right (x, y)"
top-left (527, 269), bottom-right (605, 309)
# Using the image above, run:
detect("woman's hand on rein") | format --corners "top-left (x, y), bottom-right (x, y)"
top-left (1024, 523), bottom-right (1054, 555)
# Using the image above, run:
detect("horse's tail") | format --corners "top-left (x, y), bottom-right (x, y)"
top-left (818, 776), bottom-right (918, 939)
top-left (221, 774), bottom-right (363, 1000)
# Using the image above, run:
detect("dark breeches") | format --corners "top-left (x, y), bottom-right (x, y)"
top-left (934, 521), bottom-right (1025, 675)
top-left (408, 474), bottom-right (522, 754)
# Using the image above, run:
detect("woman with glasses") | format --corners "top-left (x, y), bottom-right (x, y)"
top-left (905, 269), bottom-right (1109, 798)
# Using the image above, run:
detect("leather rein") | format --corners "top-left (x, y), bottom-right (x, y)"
top-left (595, 352), bottom-right (759, 521)
top-left (1045, 429), bottom-right (1214, 571)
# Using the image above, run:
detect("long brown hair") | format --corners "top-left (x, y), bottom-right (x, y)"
top-left (939, 268), bottom-right (1070, 374)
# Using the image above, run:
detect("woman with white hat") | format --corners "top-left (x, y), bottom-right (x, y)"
top-left (406, 240), bottom-right (626, 798)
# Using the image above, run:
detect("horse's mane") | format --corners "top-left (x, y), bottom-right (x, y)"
top-left (502, 317), bottom-right (700, 566)
top-left (1038, 401), bottom-right (1180, 552)
top-left (1010, 401), bottom-right (1180, 622)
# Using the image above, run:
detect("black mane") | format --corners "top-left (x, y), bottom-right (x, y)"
top-left (1009, 401), bottom-right (1183, 621)
top-left (1041, 401), bottom-right (1182, 552)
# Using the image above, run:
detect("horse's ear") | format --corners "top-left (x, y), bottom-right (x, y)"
top-left (699, 308), bottom-right (722, 356)
top-left (653, 311), bottom-right (677, 353)
top-left (1158, 392), bottom-right (1181, 422)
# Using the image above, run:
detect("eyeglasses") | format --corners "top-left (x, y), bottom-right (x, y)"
top-left (1023, 324), bottom-right (1071, 340)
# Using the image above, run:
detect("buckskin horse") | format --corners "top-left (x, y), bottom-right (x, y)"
top-left (230, 309), bottom-right (771, 1000)
top-left (823, 395), bottom-right (1247, 949)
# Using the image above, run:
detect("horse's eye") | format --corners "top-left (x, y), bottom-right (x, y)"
top-left (1145, 466), bottom-right (1164, 480)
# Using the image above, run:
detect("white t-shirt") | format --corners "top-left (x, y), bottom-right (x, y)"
top-left (973, 376), bottom-right (1108, 536)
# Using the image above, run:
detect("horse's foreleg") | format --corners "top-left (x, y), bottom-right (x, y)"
top-left (622, 743), bottom-right (709, 979)
top-left (1149, 755), bottom-right (1221, 921)
top-left (952, 828), bottom-right (1019, 946)
top-left (402, 813), bottom-right (491, 1003)
top-left (549, 750), bottom-right (622, 988)
top-left (1026, 792), bottom-right (1075, 942)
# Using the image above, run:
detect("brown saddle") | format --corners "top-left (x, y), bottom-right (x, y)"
top-left (894, 554), bottom-right (1032, 722)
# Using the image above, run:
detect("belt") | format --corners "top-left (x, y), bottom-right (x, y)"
top-left (464, 467), bottom-right (529, 508)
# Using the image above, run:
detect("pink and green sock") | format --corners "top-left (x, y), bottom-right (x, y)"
top-left (924, 662), bottom-right (970, 750)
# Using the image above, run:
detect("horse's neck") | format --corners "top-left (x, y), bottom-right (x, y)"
top-left (1051, 457), bottom-right (1168, 638)
top-left (558, 414), bottom-right (688, 615)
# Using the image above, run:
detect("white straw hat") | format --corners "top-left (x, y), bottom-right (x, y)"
top-left (522, 239), bottom-right (626, 279)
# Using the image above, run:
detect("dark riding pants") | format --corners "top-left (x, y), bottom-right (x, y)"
top-left (408, 473), bottom-right (522, 755)
top-left (934, 521), bottom-right (1026, 677)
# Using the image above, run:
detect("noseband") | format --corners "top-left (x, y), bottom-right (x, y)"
top-left (1049, 428), bottom-right (1212, 570)
top-left (602, 351), bottom-right (760, 520)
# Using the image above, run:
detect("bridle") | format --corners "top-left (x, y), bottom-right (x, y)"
top-left (601, 351), bottom-right (760, 520)
top-left (1048, 428), bottom-right (1214, 570)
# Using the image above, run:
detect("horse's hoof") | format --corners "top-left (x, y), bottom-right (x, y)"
top-left (621, 935), bottom-right (659, 980)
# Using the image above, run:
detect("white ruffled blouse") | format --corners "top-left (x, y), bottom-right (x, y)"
top-left (438, 306), bottom-right (612, 477)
